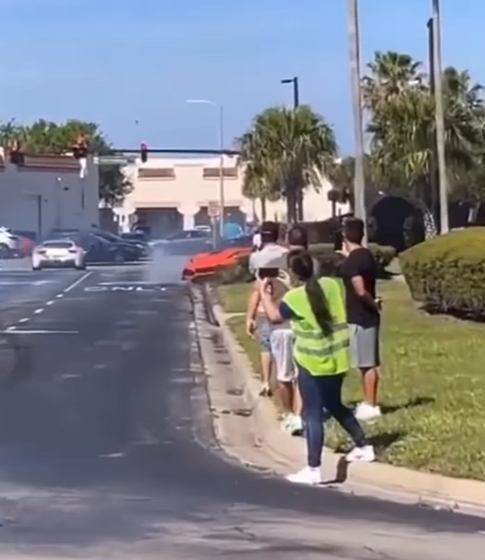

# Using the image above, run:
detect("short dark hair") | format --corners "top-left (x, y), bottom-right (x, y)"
top-left (260, 221), bottom-right (279, 244)
top-left (343, 217), bottom-right (365, 244)
top-left (288, 225), bottom-right (308, 249)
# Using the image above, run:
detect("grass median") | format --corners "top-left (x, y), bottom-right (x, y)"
top-left (218, 280), bottom-right (485, 481)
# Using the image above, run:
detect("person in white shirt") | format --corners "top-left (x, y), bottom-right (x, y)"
top-left (246, 222), bottom-right (288, 398)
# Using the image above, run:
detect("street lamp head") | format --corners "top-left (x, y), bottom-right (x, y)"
top-left (281, 78), bottom-right (294, 84)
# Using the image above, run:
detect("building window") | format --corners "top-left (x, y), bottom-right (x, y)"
top-left (138, 168), bottom-right (175, 179)
top-left (203, 167), bottom-right (238, 179)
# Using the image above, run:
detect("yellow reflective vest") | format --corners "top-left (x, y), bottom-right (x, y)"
top-left (282, 277), bottom-right (350, 376)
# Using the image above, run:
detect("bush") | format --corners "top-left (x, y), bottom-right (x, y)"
top-left (400, 227), bottom-right (485, 318)
top-left (216, 243), bottom-right (396, 284)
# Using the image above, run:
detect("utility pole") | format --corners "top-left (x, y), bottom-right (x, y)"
top-left (427, 18), bottom-right (438, 227)
top-left (431, 0), bottom-right (449, 234)
top-left (347, 0), bottom-right (367, 238)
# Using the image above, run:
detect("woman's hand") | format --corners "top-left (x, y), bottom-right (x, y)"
top-left (258, 277), bottom-right (271, 294)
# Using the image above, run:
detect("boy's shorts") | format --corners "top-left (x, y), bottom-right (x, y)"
top-left (270, 328), bottom-right (297, 383)
top-left (256, 317), bottom-right (273, 352)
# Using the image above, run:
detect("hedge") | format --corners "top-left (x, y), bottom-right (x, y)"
top-left (218, 243), bottom-right (396, 285)
top-left (400, 227), bottom-right (485, 318)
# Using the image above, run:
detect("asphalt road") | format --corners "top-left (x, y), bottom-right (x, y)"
top-left (0, 257), bottom-right (482, 559)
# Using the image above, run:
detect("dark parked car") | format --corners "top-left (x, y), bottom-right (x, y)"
top-left (93, 230), bottom-right (143, 261)
top-left (78, 233), bottom-right (127, 264)
top-left (158, 229), bottom-right (212, 255)
top-left (120, 232), bottom-right (152, 258)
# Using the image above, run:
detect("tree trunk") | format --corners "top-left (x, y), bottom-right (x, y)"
top-left (260, 196), bottom-right (267, 221)
top-left (296, 185), bottom-right (304, 221)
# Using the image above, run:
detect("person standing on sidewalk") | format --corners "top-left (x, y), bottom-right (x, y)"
top-left (340, 217), bottom-right (382, 421)
top-left (246, 222), bottom-right (288, 397)
top-left (259, 251), bottom-right (375, 485)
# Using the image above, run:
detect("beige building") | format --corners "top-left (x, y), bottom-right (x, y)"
top-left (117, 155), bottom-right (349, 236)
top-left (0, 149), bottom-right (99, 238)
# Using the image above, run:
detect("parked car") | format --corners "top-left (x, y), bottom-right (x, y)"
top-left (159, 229), bottom-right (212, 255)
top-left (32, 239), bottom-right (86, 270)
top-left (120, 232), bottom-right (152, 258)
top-left (93, 229), bottom-right (143, 261)
top-left (77, 233), bottom-right (127, 264)
top-left (0, 227), bottom-right (21, 258)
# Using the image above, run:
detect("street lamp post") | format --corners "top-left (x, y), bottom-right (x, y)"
top-left (281, 77), bottom-right (299, 109)
top-left (281, 77), bottom-right (302, 221)
top-left (347, 0), bottom-right (367, 239)
top-left (431, 0), bottom-right (449, 234)
top-left (186, 99), bottom-right (225, 238)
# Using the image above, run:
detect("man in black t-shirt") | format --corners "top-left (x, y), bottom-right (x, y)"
top-left (340, 218), bottom-right (381, 421)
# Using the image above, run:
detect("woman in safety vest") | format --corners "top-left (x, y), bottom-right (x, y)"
top-left (259, 250), bottom-right (375, 485)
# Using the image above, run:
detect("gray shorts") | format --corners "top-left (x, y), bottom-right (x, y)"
top-left (349, 324), bottom-right (380, 369)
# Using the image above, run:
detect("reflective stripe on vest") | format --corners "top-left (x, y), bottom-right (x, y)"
top-left (282, 277), bottom-right (350, 376)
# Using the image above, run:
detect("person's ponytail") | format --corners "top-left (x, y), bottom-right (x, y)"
top-left (304, 277), bottom-right (333, 337)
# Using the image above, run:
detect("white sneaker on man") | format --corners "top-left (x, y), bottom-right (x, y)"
top-left (355, 402), bottom-right (381, 421)
top-left (280, 414), bottom-right (303, 436)
top-left (286, 466), bottom-right (321, 485)
top-left (346, 445), bottom-right (376, 463)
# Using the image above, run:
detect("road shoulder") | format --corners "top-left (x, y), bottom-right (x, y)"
top-left (192, 283), bottom-right (485, 517)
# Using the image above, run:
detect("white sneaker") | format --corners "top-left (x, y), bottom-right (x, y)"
top-left (355, 402), bottom-right (381, 421)
top-left (259, 383), bottom-right (272, 397)
top-left (346, 445), bottom-right (376, 463)
top-left (288, 414), bottom-right (303, 436)
top-left (286, 466), bottom-right (321, 485)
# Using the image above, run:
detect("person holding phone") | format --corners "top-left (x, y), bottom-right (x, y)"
top-left (246, 222), bottom-right (288, 398)
top-left (259, 250), bottom-right (375, 485)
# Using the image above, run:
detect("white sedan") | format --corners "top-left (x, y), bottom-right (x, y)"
top-left (32, 239), bottom-right (86, 271)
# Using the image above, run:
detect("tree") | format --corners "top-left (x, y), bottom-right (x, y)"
top-left (364, 51), bottom-right (485, 234)
top-left (238, 105), bottom-right (337, 223)
top-left (0, 119), bottom-right (132, 204)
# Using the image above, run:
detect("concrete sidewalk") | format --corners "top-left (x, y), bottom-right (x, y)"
top-left (193, 284), bottom-right (485, 518)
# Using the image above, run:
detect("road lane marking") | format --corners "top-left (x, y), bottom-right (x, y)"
top-left (56, 294), bottom-right (64, 298)
top-left (18, 318), bottom-right (30, 324)
top-left (1, 329), bottom-right (79, 335)
top-left (46, 300), bottom-right (55, 306)
top-left (63, 272), bottom-right (93, 294)
top-left (34, 308), bottom-right (44, 315)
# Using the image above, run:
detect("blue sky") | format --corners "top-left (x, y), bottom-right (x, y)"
top-left (0, 0), bottom-right (482, 154)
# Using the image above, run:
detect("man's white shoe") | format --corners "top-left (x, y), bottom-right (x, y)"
top-left (355, 402), bottom-right (381, 421)
top-left (286, 467), bottom-right (321, 485)
top-left (346, 445), bottom-right (376, 463)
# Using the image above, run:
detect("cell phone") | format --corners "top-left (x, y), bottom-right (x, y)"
top-left (258, 267), bottom-right (279, 279)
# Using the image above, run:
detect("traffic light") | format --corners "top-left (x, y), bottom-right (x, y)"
top-left (140, 142), bottom-right (148, 163)
top-left (73, 134), bottom-right (88, 159)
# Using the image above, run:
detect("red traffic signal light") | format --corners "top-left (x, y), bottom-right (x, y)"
top-left (140, 142), bottom-right (148, 163)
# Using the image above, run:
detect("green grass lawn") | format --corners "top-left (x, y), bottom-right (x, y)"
top-left (219, 280), bottom-right (485, 480)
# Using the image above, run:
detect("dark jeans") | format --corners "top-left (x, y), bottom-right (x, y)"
top-left (297, 365), bottom-right (367, 468)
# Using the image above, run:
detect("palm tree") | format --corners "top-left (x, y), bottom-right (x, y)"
top-left (362, 51), bottom-right (426, 110)
top-left (238, 106), bottom-right (337, 223)
top-left (366, 55), bottom-right (485, 237)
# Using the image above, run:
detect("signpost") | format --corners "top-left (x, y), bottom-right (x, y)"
top-left (208, 201), bottom-right (220, 250)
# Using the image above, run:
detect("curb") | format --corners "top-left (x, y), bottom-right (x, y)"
top-left (202, 284), bottom-right (485, 516)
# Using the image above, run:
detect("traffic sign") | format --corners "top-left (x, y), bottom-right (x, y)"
top-left (208, 200), bottom-right (221, 218)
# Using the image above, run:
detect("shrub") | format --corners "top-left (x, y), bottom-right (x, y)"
top-left (400, 227), bottom-right (485, 318)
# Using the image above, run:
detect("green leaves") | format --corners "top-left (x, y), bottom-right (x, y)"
top-left (0, 118), bottom-right (132, 205)
top-left (238, 105), bottom-right (337, 222)
top-left (365, 51), bottom-right (485, 203)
